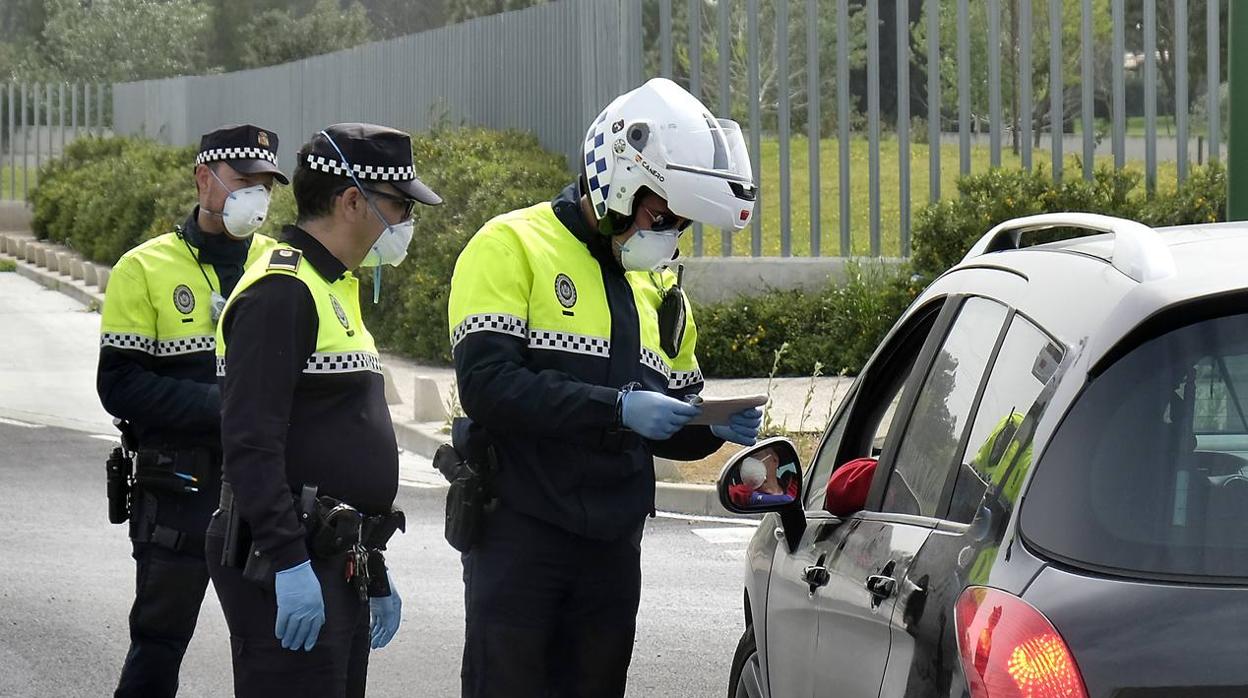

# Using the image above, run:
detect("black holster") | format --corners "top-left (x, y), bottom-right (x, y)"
top-left (437, 418), bottom-right (497, 553)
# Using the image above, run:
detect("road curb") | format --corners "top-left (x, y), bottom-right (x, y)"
top-left (2, 227), bottom-right (745, 519)
top-left (3, 250), bottom-right (104, 310)
top-left (393, 419), bottom-right (740, 518)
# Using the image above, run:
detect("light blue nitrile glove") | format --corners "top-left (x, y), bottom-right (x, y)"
top-left (621, 390), bottom-right (702, 441)
top-left (274, 560), bottom-right (325, 652)
top-left (369, 573), bottom-right (402, 649)
top-left (711, 407), bottom-right (763, 446)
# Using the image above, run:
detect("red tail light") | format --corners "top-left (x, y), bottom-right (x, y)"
top-left (954, 586), bottom-right (1089, 698)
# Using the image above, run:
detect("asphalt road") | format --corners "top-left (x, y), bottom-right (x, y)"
top-left (0, 269), bottom-right (762, 697)
top-left (0, 420), bottom-right (756, 698)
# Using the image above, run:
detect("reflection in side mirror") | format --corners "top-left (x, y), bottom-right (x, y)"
top-left (717, 437), bottom-right (804, 514)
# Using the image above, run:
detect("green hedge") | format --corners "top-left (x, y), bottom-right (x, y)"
top-left (30, 130), bottom-right (570, 364)
top-left (694, 261), bottom-right (922, 378)
top-left (362, 128), bottom-right (571, 362)
top-left (30, 135), bottom-right (1229, 379)
top-left (911, 162), bottom-right (1226, 280)
top-left (30, 136), bottom-right (296, 266)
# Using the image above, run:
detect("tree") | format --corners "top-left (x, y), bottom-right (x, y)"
top-left (448, 0), bottom-right (550, 23)
top-left (235, 0), bottom-right (375, 70)
top-left (30, 0), bottom-right (211, 81)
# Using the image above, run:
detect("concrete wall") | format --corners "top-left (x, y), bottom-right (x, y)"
top-left (0, 201), bottom-right (31, 231)
top-left (679, 256), bottom-right (904, 304)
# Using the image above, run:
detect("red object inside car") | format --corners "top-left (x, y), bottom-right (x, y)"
top-left (824, 457), bottom-right (878, 515)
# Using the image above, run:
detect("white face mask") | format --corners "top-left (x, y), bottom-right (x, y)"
top-left (360, 218), bottom-right (414, 268)
top-left (616, 228), bottom-right (681, 272)
top-left (208, 168), bottom-right (270, 239)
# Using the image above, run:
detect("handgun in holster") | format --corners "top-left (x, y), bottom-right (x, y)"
top-left (435, 417), bottom-right (497, 553)
top-left (105, 419), bottom-right (138, 524)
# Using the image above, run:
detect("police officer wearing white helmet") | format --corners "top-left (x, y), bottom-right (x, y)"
top-left (447, 78), bottom-right (763, 697)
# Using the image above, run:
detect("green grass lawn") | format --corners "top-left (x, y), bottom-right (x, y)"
top-left (682, 135), bottom-right (1184, 258)
top-left (0, 166), bottom-right (33, 201)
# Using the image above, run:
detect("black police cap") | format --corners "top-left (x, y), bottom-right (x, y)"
top-left (197, 124), bottom-right (289, 185)
top-left (304, 123), bottom-right (442, 206)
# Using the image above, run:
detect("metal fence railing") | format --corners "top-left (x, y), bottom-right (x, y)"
top-left (1, 83), bottom-right (113, 202)
top-left (100, 0), bottom-right (1227, 258)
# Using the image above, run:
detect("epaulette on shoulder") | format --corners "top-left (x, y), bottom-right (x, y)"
top-left (267, 247), bottom-right (302, 273)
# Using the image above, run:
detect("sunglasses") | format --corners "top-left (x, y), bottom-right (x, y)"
top-left (640, 204), bottom-right (691, 232)
top-left (339, 185), bottom-right (417, 221)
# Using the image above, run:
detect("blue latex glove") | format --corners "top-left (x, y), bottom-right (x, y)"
top-left (274, 560), bottom-right (325, 652)
top-left (711, 407), bottom-right (763, 446)
top-left (621, 390), bottom-right (701, 440)
top-left (369, 573), bottom-right (402, 649)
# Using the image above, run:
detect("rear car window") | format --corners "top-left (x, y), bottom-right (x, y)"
top-left (1022, 313), bottom-right (1248, 580)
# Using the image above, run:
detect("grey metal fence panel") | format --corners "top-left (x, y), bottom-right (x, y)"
top-left (778, 0), bottom-right (791, 257)
top-left (988, 0), bottom-right (1001, 168)
top-left (33, 84), bottom-right (40, 183)
top-left (1145, 0), bottom-right (1158, 194)
top-left (100, 0), bottom-right (1229, 258)
top-left (660, 0), bottom-right (673, 79)
top-left (838, 0), bottom-right (851, 255)
top-left (748, 0), bottom-right (761, 256)
top-left (1209, 0), bottom-right (1221, 162)
top-left (1020, 0), bottom-right (1033, 171)
top-left (20, 84), bottom-right (26, 197)
top-left (1113, 0), bottom-right (1126, 169)
top-left (1176, 0), bottom-right (1189, 182)
top-left (957, 0), bottom-right (970, 175)
top-left (1081, 0), bottom-right (1094, 180)
top-left (689, 0), bottom-right (704, 256)
top-left (1049, 0), bottom-right (1062, 183)
top-left (868, 0), bottom-right (881, 256)
top-left (722, 0), bottom-right (734, 256)
top-left (808, 0), bottom-right (821, 257)
top-left (7, 83), bottom-right (13, 199)
top-left (896, 0), bottom-right (910, 256)
top-left (927, 0), bottom-right (940, 200)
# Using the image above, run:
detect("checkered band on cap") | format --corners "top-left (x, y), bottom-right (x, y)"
top-left (451, 314), bottom-right (528, 350)
top-left (196, 147), bottom-right (278, 166)
top-left (528, 329), bottom-right (611, 358)
top-left (305, 154), bottom-right (416, 182)
top-left (303, 351), bottom-right (384, 375)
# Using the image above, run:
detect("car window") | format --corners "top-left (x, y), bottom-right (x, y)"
top-left (1022, 312), bottom-right (1248, 580)
top-left (1191, 355), bottom-right (1248, 435)
top-left (947, 314), bottom-right (1065, 524)
top-left (804, 303), bottom-right (941, 512)
top-left (881, 297), bottom-right (1008, 518)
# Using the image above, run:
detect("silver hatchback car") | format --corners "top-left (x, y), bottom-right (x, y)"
top-left (718, 214), bottom-right (1248, 698)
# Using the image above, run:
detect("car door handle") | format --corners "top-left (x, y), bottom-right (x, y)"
top-left (865, 574), bottom-right (897, 606)
top-left (802, 565), bottom-right (830, 592)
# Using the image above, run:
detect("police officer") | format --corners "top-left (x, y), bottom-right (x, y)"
top-left (207, 123), bottom-right (441, 697)
top-left (447, 78), bottom-right (764, 698)
top-left (97, 123), bottom-right (287, 698)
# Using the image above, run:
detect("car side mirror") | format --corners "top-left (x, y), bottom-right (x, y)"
top-left (717, 437), bottom-right (805, 515)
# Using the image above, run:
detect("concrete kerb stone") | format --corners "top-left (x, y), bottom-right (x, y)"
top-left (83, 264), bottom-right (99, 286)
top-left (97, 267), bottom-right (111, 292)
top-left (70, 259), bottom-right (86, 281)
top-left (412, 377), bottom-right (448, 423)
top-left (24, 242), bottom-right (38, 264)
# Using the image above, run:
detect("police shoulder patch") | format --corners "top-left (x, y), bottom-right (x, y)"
top-left (267, 247), bottom-right (302, 273)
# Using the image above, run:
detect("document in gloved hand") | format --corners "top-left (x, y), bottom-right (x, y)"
top-left (686, 394), bottom-right (769, 426)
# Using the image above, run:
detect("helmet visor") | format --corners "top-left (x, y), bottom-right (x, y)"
top-left (667, 117), bottom-right (754, 186)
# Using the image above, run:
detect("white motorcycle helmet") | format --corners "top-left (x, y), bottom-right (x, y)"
top-left (582, 78), bottom-right (757, 233)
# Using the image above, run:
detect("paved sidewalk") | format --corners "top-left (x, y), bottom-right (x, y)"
top-left (1, 216), bottom-right (856, 515)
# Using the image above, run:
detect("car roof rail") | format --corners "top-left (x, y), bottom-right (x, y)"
top-left (960, 212), bottom-right (1176, 282)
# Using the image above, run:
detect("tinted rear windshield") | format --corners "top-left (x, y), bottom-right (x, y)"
top-left (1022, 312), bottom-right (1248, 581)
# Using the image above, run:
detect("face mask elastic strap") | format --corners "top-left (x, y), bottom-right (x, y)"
top-left (319, 131), bottom-right (394, 231)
